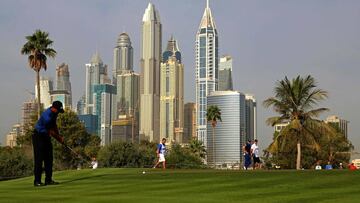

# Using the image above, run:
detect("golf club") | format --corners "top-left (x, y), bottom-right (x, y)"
top-left (63, 143), bottom-right (94, 168)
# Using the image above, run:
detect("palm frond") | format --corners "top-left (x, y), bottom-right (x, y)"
top-left (21, 29), bottom-right (56, 71)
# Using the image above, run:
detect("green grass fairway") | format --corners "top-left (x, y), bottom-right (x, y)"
top-left (1, 169), bottom-right (360, 203)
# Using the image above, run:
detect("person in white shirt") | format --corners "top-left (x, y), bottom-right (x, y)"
top-left (91, 157), bottom-right (98, 169)
top-left (315, 163), bottom-right (322, 170)
top-left (153, 138), bottom-right (167, 169)
top-left (251, 139), bottom-right (261, 169)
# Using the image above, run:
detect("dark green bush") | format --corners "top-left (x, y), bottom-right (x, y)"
top-left (0, 147), bottom-right (33, 180)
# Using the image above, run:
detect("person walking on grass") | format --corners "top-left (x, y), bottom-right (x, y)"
top-left (33, 101), bottom-right (64, 186)
top-left (251, 139), bottom-right (261, 169)
top-left (243, 140), bottom-right (252, 170)
top-left (153, 138), bottom-right (167, 169)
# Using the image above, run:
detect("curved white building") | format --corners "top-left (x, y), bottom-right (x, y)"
top-left (207, 91), bottom-right (246, 167)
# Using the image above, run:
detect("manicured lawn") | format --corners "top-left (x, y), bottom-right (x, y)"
top-left (0, 168), bottom-right (359, 203)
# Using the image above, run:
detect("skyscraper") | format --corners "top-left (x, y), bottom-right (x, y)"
top-left (112, 32), bottom-right (140, 143)
top-left (160, 36), bottom-right (184, 143)
top-left (114, 33), bottom-right (134, 76)
top-left (93, 84), bottom-right (116, 146)
top-left (21, 99), bottom-right (39, 134)
top-left (6, 124), bottom-right (21, 147)
top-left (115, 73), bottom-right (140, 118)
top-left (207, 91), bottom-right (246, 167)
top-left (56, 63), bottom-right (72, 107)
top-left (140, 3), bottom-right (162, 142)
top-left (245, 94), bottom-right (257, 141)
top-left (35, 77), bottom-right (53, 108)
top-left (76, 94), bottom-right (86, 115)
top-left (184, 102), bottom-right (196, 143)
top-left (196, 0), bottom-right (219, 147)
top-left (85, 52), bottom-right (108, 114)
top-left (218, 55), bottom-right (233, 91)
top-left (113, 33), bottom-right (139, 118)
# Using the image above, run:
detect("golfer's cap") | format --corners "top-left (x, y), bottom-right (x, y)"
top-left (52, 101), bottom-right (64, 113)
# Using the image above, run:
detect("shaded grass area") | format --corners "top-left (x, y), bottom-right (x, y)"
top-left (0, 169), bottom-right (360, 203)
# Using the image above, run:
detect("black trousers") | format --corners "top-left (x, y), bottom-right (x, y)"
top-left (32, 130), bottom-right (53, 183)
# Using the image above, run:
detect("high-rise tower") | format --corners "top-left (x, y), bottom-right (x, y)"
top-left (56, 63), bottom-right (72, 93)
top-left (195, 0), bottom-right (219, 147)
top-left (35, 76), bottom-right (53, 108)
top-left (114, 33), bottom-right (134, 76)
top-left (85, 52), bottom-right (108, 114)
top-left (207, 91), bottom-right (246, 167)
top-left (55, 63), bottom-right (72, 108)
top-left (218, 55), bottom-right (233, 91)
top-left (113, 33), bottom-right (139, 119)
top-left (140, 3), bottom-right (162, 142)
top-left (245, 94), bottom-right (257, 141)
top-left (160, 36), bottom-right (184, 143)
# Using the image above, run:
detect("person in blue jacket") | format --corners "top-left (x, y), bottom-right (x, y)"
top-left (32, 101), bottom-right (64, 186)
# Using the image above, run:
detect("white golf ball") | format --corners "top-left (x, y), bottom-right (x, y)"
top-left (142, 171), bottom-right (146, 174)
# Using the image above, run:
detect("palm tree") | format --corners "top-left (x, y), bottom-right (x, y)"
top-left (206, 105), bottom-right (222, 166)
top-left (263, 75), bottom-right (334, 170)
top-left (263, 75), bottom-right (336, 170)
top-left (189, 139), bottom-right (206, 159)
top-left (21, 29), bottom-right (56, 118)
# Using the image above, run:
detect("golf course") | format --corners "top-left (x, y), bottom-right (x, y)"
top-left (1, 168), bottom-right (360, 203)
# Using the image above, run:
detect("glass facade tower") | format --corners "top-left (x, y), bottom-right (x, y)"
top-left (207, 91), bottom-right (246, 167)
top-left (195, 0), bottom-right (219, 147)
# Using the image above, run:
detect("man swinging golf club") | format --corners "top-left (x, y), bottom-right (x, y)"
top-left (32, 101), bottom-right (64, 186)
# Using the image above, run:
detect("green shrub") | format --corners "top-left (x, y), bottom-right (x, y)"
top-left (0, 147), bottom-right (33, 180)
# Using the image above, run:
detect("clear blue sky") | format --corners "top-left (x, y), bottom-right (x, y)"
top-left (1, 0), bottom-right (359, 152)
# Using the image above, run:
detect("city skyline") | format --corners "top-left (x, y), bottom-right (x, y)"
top-left (1, 0), bottom-right (359, 152)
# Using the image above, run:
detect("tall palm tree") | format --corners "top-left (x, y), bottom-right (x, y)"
top-left (206, 105), bottom-right (222, 166)
top-left (263, 75), bottom-right (333, 170)
top-left (21, 29), bottom-right (56, 118)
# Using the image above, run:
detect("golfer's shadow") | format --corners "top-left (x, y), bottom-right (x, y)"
top-left (61, 174), bottom-right (108, 184)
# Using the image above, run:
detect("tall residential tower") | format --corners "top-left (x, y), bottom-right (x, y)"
top-left (195, 0), bottom-right (219, 147)
top-left (207, 91), bottom-right (246, 167)
top-left (218, 55), bottom-right (233, 91)
top-left (140, 3), bottom-right (162, 142)
top-left (113, 33), bottom-right (139, 119)
top-left (35, 77), bottom-right (53, 108)
top-left (113, 33), bottom-right (134, 76)
top-left (85, 52), bottom-right (109, 114)
top-left (160, 36), bottom-right (184, 143)
top-left (245, 94), bottom-right (257, 141)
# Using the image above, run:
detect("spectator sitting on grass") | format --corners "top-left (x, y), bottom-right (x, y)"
top-left (325, 162), bottom-right (333, 170)
top-left (348, 163), bottom-right (357, 171)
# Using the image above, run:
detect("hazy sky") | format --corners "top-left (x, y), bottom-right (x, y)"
top-left (1, 0), bottom-right (359, 152)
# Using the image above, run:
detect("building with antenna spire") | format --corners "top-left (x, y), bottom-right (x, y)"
top-left (195, 0), bottom-right (219, 147)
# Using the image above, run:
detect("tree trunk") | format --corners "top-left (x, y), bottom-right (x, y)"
top-left (36, 70), bottom-right (41, 119)
top-left (296, 142), bottom-right (301, 170)
top-left (212, 126), bottom-right (215, 167)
